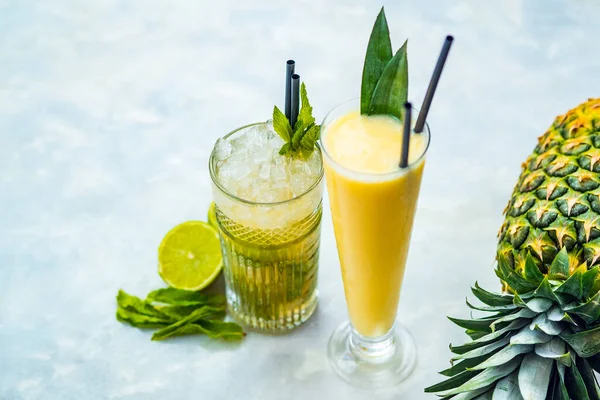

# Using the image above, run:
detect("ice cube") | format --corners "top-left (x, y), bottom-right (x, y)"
top-left (214, 138), bottom-right (232, 161)
top-left (259, 164), bottom-right (271, 179)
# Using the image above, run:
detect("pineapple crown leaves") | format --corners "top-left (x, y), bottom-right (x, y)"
top-left (361, 7), bottom-right (408, 121)
top-left (272, 82), bottom-right (320, 161)
top-left (425, 249), bottom-right (600, 400)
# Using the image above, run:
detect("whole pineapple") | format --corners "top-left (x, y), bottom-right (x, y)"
top-left (426, 99), bottom-right (600, 399)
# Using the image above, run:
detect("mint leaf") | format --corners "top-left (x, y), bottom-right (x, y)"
top-left (196, 320), bottom-right (245, 340)
top-left (279, 142), bottom-right (291, 155)
top-left (273, 105), bottom-right (292, 143)
top-left (368, 40), bottom-right (408, 120)
top-left (146, 287), bottom-right (223, 306)
top-left (116, 307), bottom-right (172, 329)
top-left (273, 82), bottom-right (319, 159)
top-left (300, 124), bottom-right (320, 150)
top-left (294, 83), bottom-right (315, 133)
top-left (157, 304), bottom-right (226, 321)
top-left (361, 7), bottom-right (393, 115)
top-left (151, 306), bottom-right (221, 341)
top-left (117, 290), bottom-right (171, 320)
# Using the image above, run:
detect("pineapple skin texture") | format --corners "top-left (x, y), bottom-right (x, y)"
top-left (498, 98), bottom-right (600, 276)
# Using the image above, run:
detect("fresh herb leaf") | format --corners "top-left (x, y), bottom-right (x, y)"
top-left (157, 304), bottom-right (226, 321)
top-left (116, 307), bottom-right (172, 329)
top-left (361, 6), bottom-right (393, 114)
top-left (151, 306), bottom-right (221, 341)
top-left (117, 290), bottom-right (170, 320)
top-left (368, 40), bottom-right (408, 120)
top-left (273, 105), bottom-right (292, 143)
top-left (292, 83), bottom-right (316, 145)
top-left (278, 142), bottom-right (291, 156)
top-left (149, 321), bottom-right (245, 341)
top-left (274, 82), bottom-right (320, 159)
top-left (116, 288), bottom-right (244, 342)
top-left (196, 320), bottom-right (245, 341)
top-left (146, 287), bottom-right (225, 307)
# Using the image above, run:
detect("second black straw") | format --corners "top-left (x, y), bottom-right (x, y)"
top-left (400, 102), bottom-right (412, 168)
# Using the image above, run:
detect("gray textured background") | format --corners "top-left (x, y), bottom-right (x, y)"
top-left (2, 0), bottom-right (600, 399)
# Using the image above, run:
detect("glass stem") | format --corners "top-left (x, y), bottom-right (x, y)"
top-left (349, 326), bottom-right (396, 362)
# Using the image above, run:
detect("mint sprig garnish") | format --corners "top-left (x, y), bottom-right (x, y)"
top-left (361, 7), bottom-right (408, 120)
top-left (116, 289), bottom-right (245, 341)
top-left (273, 82), bottom-right (320, 160)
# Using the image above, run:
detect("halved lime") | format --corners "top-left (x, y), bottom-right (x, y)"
top-left (158, 221), bottom-right (222, 291)
top-left (207, 202), bottom-right (218, 229)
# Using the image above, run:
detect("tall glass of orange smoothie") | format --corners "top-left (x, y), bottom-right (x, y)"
top-left (322, 98), bottom-right (430, 388)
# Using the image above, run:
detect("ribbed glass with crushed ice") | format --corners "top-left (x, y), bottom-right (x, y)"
top-left (209, 121), bottom-right (324, 332)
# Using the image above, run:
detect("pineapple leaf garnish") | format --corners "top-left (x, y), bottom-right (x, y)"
top-left (368, 40), bottom-right (408, 121)
top-left (360, 7), bottom-right (392, 114)
top-left (273, 82), bottom-right (320, 160)
top-left (361, 7), bottom-right (408, 120)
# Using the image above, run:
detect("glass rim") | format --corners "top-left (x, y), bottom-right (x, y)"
top-left (319, 98), bottom-right (431, 180)
top-left (208, 121), bottom-right (325, 207)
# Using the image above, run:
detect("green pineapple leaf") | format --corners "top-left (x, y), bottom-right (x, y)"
top-left (524, 252), bottom-right (545, 284)
top-left (556, 265), bottom-right (585, 299)
top-left (549, 247), bottom-right (570, 279)
top-left (533, 277), bottom-right (562, 305)
top-left (273, 105), bottom-right (292, 143)
top-left (368, 40), bottom-right (408, 121)
top-left (563, 290), bottom-right (600, 324)
top-left (547, 305), bottom-right (578, 325)
top-left (578, 358), bottom-right (600, 400)
top-left (491, 308), bottom-right (537, 329)
top-left (452, 337), bottom-right (511, 361)
top-left (523, 297), bottom-right (554, 313)
top-left (534, 337), bottom-right (572, 367)
top-left (552, 367), bottom-right (571, 400)
top-left (565, 364), bottom-right (592, 400)
top-left (437, 356), bottom-right (522, 396)
top-left (510, 327), bottom-right (552, 345)
top-left (448, 316), bottom-right (494, 332)
top-left (440, 354), bottom-right (497, 377)
top-left (582, 267), bottom-right (599, 299)
top-left (468, 344), bottom-right (533, 371)
top-left (448, 386), bottom-right (494, 399)
top-left (498, 255), bottom-right (538, 294)
top-left (466, 299), bottom-right (517, 313)
top-left (561, 324), bottom-right (600, 357)
top-left (467, 329), bottom-right (490, 340)
top-left (518, 353), bottom-right (553, 400)
top-left (424, 369), bottom-right (480, 393)
top-left (360, 6), bottom-right (393, 115)
top-left (492, 371), bottom-right (520, 399)
top-left (529, 313), bottom-right (564, 336)
top-left (472, 282), bottom-right (515, 306)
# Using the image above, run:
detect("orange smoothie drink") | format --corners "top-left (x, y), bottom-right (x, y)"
top-left (322, 106), bottom-right (429, 338)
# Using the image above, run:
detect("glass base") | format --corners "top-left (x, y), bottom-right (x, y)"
top-left (327, 321), bottom-right (417, 389)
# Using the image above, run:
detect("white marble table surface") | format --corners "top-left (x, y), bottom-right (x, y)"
top-left (2, 0), bottom-right (600, 398)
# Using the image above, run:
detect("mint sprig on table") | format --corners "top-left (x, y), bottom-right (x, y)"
top-left (116, 288), bottom-right (245, 341)
top-left (273, 82), bottom-right (320, 160)
top-left (361, 7), bottom-right (408, 121)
